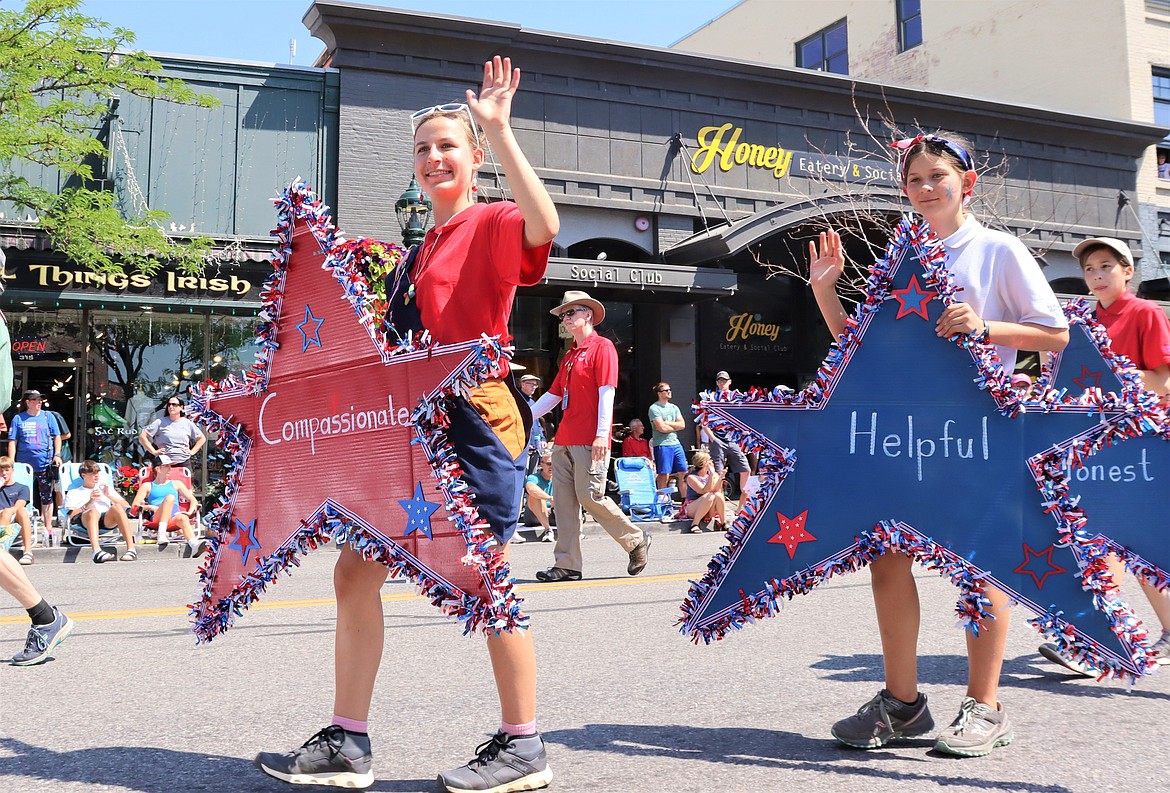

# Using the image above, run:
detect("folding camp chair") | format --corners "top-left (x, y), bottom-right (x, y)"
top-left (137, 465), bottom-right (203, 544)
top-left (614, 456), bottom-right (676, 522)
top-left (11, 462), bottom-right (43, 547)
top-left (59, 462), bottom-right (122, 547)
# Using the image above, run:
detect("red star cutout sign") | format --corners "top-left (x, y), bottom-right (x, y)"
top-left (187, 184), bottom-right (523, 642)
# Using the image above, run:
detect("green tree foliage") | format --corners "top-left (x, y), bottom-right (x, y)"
top-left (0, 0), bottom-right (218, 274)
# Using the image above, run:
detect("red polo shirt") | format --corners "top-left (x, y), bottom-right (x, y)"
top-left (547, 332), bottom-right (619, 445)
top-left (622, 434), bottom-right (652, 460)
top-left (1096, 291), bottom-right (1170, 371)
top-left (414, 201), bottom-right (551, 345)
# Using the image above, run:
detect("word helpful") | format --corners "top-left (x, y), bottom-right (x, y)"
top-left (848, 411), bottom-right (989, 482)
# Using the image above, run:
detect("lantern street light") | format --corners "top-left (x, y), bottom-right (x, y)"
top-left (395, 176), bottom-right (431, 247)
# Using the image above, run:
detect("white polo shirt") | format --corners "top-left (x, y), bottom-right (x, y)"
top-left (941, 216), bottom-right (1067, 371)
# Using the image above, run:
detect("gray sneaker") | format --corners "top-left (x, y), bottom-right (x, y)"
top-left (627, 531), bottom-right (652, 576)
top-left (254, 725), bottom-right (374, 788)
top-left (1149, 629), bottom-right (1170, 666)
top-left (1037, 642), bottom-right (1096, 677)
top-left (438, 731), bottom-right (553, 792)
top-left (934, 697), bottom-right (1013, 757)
top-left (832, 689), bottom-right (935, 749)
top-left (11, 607), bottom-right (74, 666)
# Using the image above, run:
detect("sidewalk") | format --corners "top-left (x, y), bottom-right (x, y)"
top-left (8, 497), bottom-right (743, 564)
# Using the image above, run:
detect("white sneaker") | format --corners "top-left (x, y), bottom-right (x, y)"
top-left (1149, 629), bottom-right (1170, 666)
top-left (510, 531), bottom-right (527, 544)
top-left (539, 529), bottom-right (555, 542)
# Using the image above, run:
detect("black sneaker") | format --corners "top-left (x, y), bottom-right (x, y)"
top-left (438, 731), bottom-right (553, 793)
top-left (11, 607), bottom-right (74, 666)
top-left (254, 725), bottom-right (374, 788)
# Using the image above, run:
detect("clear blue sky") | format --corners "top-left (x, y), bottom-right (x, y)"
top-left (79, 0), bottom-right (740, 66)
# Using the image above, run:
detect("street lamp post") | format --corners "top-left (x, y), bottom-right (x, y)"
top-left (395, 176), bottom-right (431, 247)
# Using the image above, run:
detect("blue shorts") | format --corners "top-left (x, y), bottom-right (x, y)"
top-left (653, 443), bottom-right (687, 475)
top-left (444, 387), bottom-right (528, 545)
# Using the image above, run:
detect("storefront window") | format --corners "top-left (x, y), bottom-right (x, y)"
top-left (205, 315), bottom-right (259, 502)
top-left (86, 312), bottom-right (207, 475)
top-left (4, 309), bottom-right (86, 458)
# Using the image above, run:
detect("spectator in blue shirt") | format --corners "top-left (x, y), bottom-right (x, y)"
top-left (7, 390), bottom-right (61, 533)
top-left (0, 455), bottom-right (33, 565)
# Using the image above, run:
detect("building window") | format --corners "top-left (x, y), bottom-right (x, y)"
top-left (1155, 69), bottom-right (1170, 144)
top-left (1158, 147), bottom-right (1170, 180)
top-left (897, 0), bottom-right (922, 51)
top-left (796, 19), bottom-right (848, 75)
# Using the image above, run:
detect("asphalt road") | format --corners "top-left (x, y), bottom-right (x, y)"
top-left (2, 530), bottom-right (1167, 793)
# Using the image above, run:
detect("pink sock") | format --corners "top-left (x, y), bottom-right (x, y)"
top-left (501, 719), bottom-right (537, 736)
top-left (332, 715), bottom-right (368, 734)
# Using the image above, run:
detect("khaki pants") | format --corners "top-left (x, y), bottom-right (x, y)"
top-left (550, 444), bottom-right (644, 573)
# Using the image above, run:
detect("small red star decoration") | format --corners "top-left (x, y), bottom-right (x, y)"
top-left (1014, 543), bottom-right (1069, 590)
top-left (1072, 365), bottom-right (1103, 391)
top-left (891, 273), bottom-right (937, 321)
top-left (768, 510), bottom-right (816, 559)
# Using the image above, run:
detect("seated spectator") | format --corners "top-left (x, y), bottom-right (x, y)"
top-left (0, 456), bottom-right (34, 564)
top-left (131, 454), bottom-right (206, 557)
top-left (63, 460), bottom-right (137, 563)
top-left (1159, 152), bottom-right (1170, 180)
top-left (683, 450), bottom-right (726, 534)
top-left (621, 418), bottom-right (654, 470)
top-left (525, 454), bottom-right (556, 542)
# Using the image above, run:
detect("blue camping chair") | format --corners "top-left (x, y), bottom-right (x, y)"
top-left (615, 456), bottom-right (676, 522)
top-left (11, 462), bottom-right (42, 547)
top-left (58, 462), bottom-right (121, 547)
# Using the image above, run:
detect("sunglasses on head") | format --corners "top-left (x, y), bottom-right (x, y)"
top-left (410, 103), bottom-right (479, 138)
top-left (890, 134), bottom-right (975, 177)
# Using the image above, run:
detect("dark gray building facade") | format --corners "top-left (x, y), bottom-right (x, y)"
top-left (306, 1), bottom-right (1163, 443)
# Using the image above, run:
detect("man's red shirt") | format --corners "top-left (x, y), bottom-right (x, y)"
top-left (548, 332), bottom-right (618, 445)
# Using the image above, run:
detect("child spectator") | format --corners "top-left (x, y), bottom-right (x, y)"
top-left (1037, 237), bottom-right (1170, 671)
top-left (810, 131), bottom-right (1068, 756)
top-left (63, 460), bottom-right (137, 563)
top-left (0, 456), bottom-right (33, 564)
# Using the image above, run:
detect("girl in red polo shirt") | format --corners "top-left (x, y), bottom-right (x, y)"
top-left (1037, 237), bottom-right (1170, 673)
top-left (256, 56), bottom-right (559, 793)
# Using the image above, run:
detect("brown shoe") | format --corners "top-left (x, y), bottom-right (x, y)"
top-left (535, 566), bottom-right (582, 582)
top-left (627, 531), bottom-right (652, 576)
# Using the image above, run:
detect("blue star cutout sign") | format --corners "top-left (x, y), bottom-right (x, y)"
top-left (400, 482), bottom-right (441, 540)
top-left (228, 518), bottom-right (262, 567)
top-left (296, 304), bottom-right (324, 352)
top-left (680, 219), bottom-right (1160, 679)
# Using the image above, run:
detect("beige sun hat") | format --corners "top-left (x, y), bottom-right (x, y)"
top-left (1072, 237), bottom-right (1134, 267)
top-left (550, 290), bottom-right (605, 325)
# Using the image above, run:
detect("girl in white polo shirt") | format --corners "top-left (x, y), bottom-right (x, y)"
top-left (808, 131), bottom-right (1069, 757)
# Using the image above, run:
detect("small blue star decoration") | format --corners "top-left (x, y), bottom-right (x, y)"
top-left (680, 217), bottom-right (1167, 680)
top-left (399, 481), bottom-right (441, 540)
top-left (296, 304), bottom-right (325, 352)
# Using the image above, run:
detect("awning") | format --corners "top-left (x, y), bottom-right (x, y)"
top-left (662, 193), bottom-right (906, 266)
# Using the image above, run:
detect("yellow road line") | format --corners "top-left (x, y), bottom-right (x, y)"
top-left (0, 571), bottom-right (700, 625)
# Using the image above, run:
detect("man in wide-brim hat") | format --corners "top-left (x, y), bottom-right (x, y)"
top-left (528, 290), bottom-right (651, 581)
